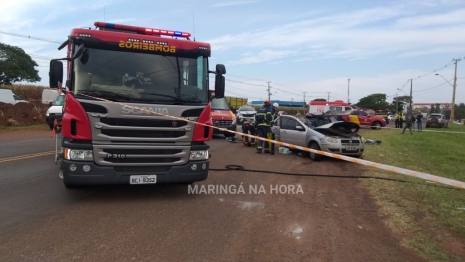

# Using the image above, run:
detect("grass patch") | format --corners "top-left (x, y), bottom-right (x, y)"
top-left (402, 235), bottom-right (461, 262)
top-left (0, 124), bottom-right (48, 131)
top-left (358, 124), bottom-right (465, 260)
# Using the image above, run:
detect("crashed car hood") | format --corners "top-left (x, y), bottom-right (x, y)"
top-left (313, 121), bottom-right (360, 138)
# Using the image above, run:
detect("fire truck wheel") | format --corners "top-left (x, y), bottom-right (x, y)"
top-left (63, 182), bottom-right (80, 189)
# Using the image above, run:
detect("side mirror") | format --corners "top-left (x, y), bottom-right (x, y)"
top-left (296, 125), bottom-right (305, 131)
top-left (49, 60), bottom-right (63, 88)
top-left (214, 74), bottom-right (225, 98)
top-left (216, 64), bottom-right (226, 75)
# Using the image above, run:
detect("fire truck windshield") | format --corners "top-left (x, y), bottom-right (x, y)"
top-left (73, 47), bottom-right (208, 104)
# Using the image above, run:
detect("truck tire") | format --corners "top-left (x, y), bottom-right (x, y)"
top-left (63, 182), bottom-right (80, 189)
top-left (309, 142), bottom-right (321, 161)
top-left (371, 121), bottom-right (382, 130)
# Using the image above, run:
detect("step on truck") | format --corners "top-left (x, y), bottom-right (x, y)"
top-left (49, 21), bottom-right (226, 188)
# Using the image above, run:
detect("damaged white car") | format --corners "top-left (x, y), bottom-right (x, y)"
top-left (271, 114), bottom-right (364, 161)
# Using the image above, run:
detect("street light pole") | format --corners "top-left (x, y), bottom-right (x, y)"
top-left (348, 78), bottom-right (350, 104)
top-left (409, 79), bottom-right (413, 114)
top-left (451, 59), bottom-right (459, 122)
top-left (436, 57), bottom-right (460, 123)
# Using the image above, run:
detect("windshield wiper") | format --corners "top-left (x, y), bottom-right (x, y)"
top-left (76, 90), bottom-right (133, 101)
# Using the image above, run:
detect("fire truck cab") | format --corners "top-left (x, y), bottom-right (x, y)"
top-left (49, 22), bottom-right (226, 188)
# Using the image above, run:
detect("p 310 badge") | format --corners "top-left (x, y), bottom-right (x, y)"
top-left (107, 154), bottom-right (126, 159)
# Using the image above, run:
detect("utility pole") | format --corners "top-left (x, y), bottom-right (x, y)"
top-left (266, 81), bottom-right (272, 101)
top-left (327, 92), bottom-right (330, 101)
top-left (302, 92), bottom-right (307, 109)
top-left (409, 79), bottom-right (413, 114)
top-left (348, 78), bottom-right (350, 104)
top-left (451, 58), bottom-right (460, 122)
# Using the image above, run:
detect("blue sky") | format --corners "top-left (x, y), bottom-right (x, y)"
top-left (1, 0), bottom-right (465, 105)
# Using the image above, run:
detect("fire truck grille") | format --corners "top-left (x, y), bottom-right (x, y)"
top-left (101, 129), bottom-right (185, 138)
top-left (212, 120), bottom-right (233, 127)
top-left (100, 118), bottom-right (187, 127)
top-left (94, 145), bottom-right (190, 166)
top-left (104, 157), bottom-right (182, 164)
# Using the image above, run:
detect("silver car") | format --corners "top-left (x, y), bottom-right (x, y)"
top-left (236, 105), bottom-right (257, 125)
top-left (271, 115), bottom-right (364, 161)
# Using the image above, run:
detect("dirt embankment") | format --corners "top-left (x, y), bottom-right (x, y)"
top-left (0, 102), bottom-right (49, 127)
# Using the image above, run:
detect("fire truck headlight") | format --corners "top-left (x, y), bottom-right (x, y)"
top-left (190, 150), bottom-right (209, 160)
top-left (64, 148), bottom-right (93, 161)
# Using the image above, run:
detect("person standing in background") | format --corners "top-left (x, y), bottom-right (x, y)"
top-left (416, 112), bottom-right (423, 132)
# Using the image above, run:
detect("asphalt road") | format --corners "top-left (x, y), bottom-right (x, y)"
top-left (0, 128), bottom-right (425, 261)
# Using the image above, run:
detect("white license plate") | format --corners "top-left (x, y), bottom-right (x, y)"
top-left (345, 147), bottom-right (358, 151)
top-left (130, 175), bottom-right (157, 184)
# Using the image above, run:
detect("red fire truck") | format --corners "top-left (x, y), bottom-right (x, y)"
top-left (49, 22), bottom-right (226, 188)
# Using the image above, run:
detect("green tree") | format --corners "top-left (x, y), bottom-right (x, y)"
top-left (355, 93), bottom-right (390, 110)
top-left (0, 42), bottom-right (41, 85)
top-left (390, 95), bottom-right (411, 113)
top-left (429, 104), bottom-right (435, 114)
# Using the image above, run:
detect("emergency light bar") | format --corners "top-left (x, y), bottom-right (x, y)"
top-left (94, 22), bottom-right (191, 38)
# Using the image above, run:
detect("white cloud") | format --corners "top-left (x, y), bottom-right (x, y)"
top-left (229, 49), bottom-right (292, 65)
top-left (206, 4), bottom-right (465, 63)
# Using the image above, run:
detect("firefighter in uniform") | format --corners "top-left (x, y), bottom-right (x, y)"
top-left (255, 100), bottom-right (274, 154)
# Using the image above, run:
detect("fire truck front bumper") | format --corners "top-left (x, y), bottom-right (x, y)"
top-left (60, 160), bottom-right (209, 185)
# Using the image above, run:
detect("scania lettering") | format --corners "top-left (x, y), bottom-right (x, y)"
top-left (121, 105), bottom-right (169, 115)
top-left (49, 22), bottom-right (226, 188)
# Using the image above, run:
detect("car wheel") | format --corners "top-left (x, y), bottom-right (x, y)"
top-left (371, 121), bottom-right (382, 130)
top-left (309, 142), bottom-right (321, 161)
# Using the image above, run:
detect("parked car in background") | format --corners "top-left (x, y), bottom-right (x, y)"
top-left (236, 105), bottom-right (257, 125)
top-left (45, 94), bottom-right (64, 130)
top-left (41, 89), bottom-right (59, 105)
top-left (271, 114), bottom-right (364, 161)
top-left (338, 110), bottom-right (386, 130)
top-left (0, 89), bottom-right (28, 105)
top-left (388, 115), bottom-right (395, 121)
top-left (426, 113), bottom-right (448, 128)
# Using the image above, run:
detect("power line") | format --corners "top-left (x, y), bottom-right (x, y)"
top-left (0, 30), bottom-right (61, 44)
top-left (225, 79), bottom-right (267, 87)
top-left (413, 79), bottom-right (453, 92)
top-left (227, 73), bottom-right (268, 82)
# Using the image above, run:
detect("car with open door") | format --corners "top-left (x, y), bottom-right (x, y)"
top-left (271, 114), bottom-right (364, 161)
